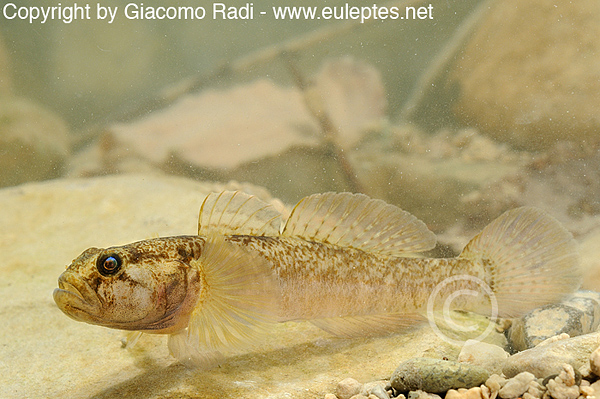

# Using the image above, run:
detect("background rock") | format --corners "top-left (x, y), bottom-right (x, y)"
top-left (0, 96), bottom-right (69, 187)
top-left (450, 0), bottom-right (600, 149)
top-left (0, 34), bottom-right (11, 95)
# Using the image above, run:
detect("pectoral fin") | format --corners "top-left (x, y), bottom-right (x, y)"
top-left (170, 235), bottom-right (281, 367)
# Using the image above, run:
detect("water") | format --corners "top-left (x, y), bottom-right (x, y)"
top-left (0, 0), bottom-right (599, 397)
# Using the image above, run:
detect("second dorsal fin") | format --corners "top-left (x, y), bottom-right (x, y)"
top-left (198, 191), bottom-right (283, 236)
top-left (281, 192), bottom-right (436, 256)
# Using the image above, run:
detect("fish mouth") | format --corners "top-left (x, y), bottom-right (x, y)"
top-left (53, 271), bottom-right (102, 322)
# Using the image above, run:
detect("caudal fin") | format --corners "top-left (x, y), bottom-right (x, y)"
top-left (460, 207), bottom-right (581, 317)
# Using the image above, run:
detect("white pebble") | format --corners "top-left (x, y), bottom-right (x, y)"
top-left (409, 390), bottom-right (442, 399)
top-left (486, 374), bottom-right (507, 392)
top-left (590, 345), bottom-right (600, 377)
top-left (547, 378), bottom-right (580, 399)
top-left (527, 380), bottom-right (545, 398)
top-left (580, 385), bottom-right (594, 397)
top-left (336, 378), bottom-right (363, 399)
top-left (324, 394), bottom-right (338, 399)
top-left (445, 387), bottom-right (483, 399)
top-left (499, 372), bottom-right (535, 399)
top-left (559, 364), bottom-right (577, 387)
top-left (459, 340), bottom-right (510, 375)
top-left (361, 381), bottom-right (390, 399)
top-left (589, 380), bottom-right (600, 396)
top-left (480, 384), bottom-right (491, 399)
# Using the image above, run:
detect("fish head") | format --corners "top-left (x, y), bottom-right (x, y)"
top-left (53, 237), bottom-right (203, 334)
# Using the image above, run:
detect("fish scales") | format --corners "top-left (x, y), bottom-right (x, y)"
top-left (229, 235), bottom-right (479, 320)
top-left (54, 191), bottom-right (581, 367)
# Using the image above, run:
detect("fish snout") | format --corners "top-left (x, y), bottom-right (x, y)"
top-left (54, 271), bottom-right (102, 320)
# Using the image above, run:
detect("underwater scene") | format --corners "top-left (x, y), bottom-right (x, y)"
top-left (1, 0), bottom-right (600, 398)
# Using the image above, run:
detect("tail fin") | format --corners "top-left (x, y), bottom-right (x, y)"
top-left (460, 207), bottom-right (581, 317)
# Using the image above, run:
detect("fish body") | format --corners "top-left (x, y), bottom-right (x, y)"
top-left (54, 191), bottom-right (581, 366)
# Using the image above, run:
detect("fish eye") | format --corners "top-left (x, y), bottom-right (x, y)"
top-left (97, 253), bottom-right (122, 276)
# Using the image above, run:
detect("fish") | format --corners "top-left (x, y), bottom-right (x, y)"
top-left (53, 191), bottom-right (581, 366)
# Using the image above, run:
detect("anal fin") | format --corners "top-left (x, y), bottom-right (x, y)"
top-left (310, 313), bottom-right (426, 338)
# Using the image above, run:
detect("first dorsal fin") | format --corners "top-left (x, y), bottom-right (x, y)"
top-left (281, 192), bottom-right (436, 256)
top-left (198, 191), bottom-right (283, 236)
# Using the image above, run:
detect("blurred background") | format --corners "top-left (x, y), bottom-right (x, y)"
top-left (1, 0), bottom-right (599, 282)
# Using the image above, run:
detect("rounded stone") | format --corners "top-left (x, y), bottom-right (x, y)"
top-left (390, 358), bottom-right (489, 394)
top-left (507, 304), bottom-right (589, 351)
top-left (590, 346), bottom-right (600, 377)
top-left (449, 0), bottom-right (600, 149)
top-left (498, 372), bottom-right (535, 399)
top-left (458, 339), bottom-right (509, 375)
top-left (336, 378), bottom-right (363, 399)
top-left (503, 332), bottom-right (600, 378)
top-left (0, 96), bottom-right (69, 187)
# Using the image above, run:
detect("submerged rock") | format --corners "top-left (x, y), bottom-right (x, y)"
top-left (503, 332), bottom-right (600, 378)
top-left (507, 291), bottom-right (600, 351)
top-left (498, 372), bottom-right (535, 399)
top-left (0, 96), bottom-right (69, 187)
top-left (390, 357), bottom-right (489, 394)
top-left (336, 377), bottom-right (363, 399)
top-left (450, 0), bottom-right (600, 149)
top-left (458, 339), bottom-right (509, 375)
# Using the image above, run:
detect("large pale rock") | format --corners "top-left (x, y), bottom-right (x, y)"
top-left (451, 0), bottom-right (600, 149)
top-left (104, 58), bottom-right (384, 171)
top-left (503, 332), bottom-right (600, 378)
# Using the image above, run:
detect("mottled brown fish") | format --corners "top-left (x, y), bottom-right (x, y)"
top-left (53, 191), bottom-right (581, 366)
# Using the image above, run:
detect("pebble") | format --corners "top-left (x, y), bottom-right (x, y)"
top-left (408, 390), bottom-right (443, 399)
top-left (485, 374), bottom-right (507, 392)
top-left (546, 378), bottom-right (579, 399)
top-left (503, 332), bottom-right (600, 378)
top-left (391, 358), bottom-right (490, 394)
top-left (360, 382), bottom-right (391, 399)
top-left (458, 340), bottom-right (510, 375)
top-left (508, 305), bottom-right (589, 351)
top-left (364, 384), bottom-right (390, 399)
top-left (527, 380), bottom-right (545, 398)
top-left (445, 387), bottom-right (483, 399)
top-left (480, 384), bottom-right (491, 399)
top-left (590, 381), bottom-right (600, 395)
top-left (498, 372), bottom-right (535, 399)
top-left (336, 378), bottom-right (363, 399)
top-left (590, 345), bottom-right (600, 377)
